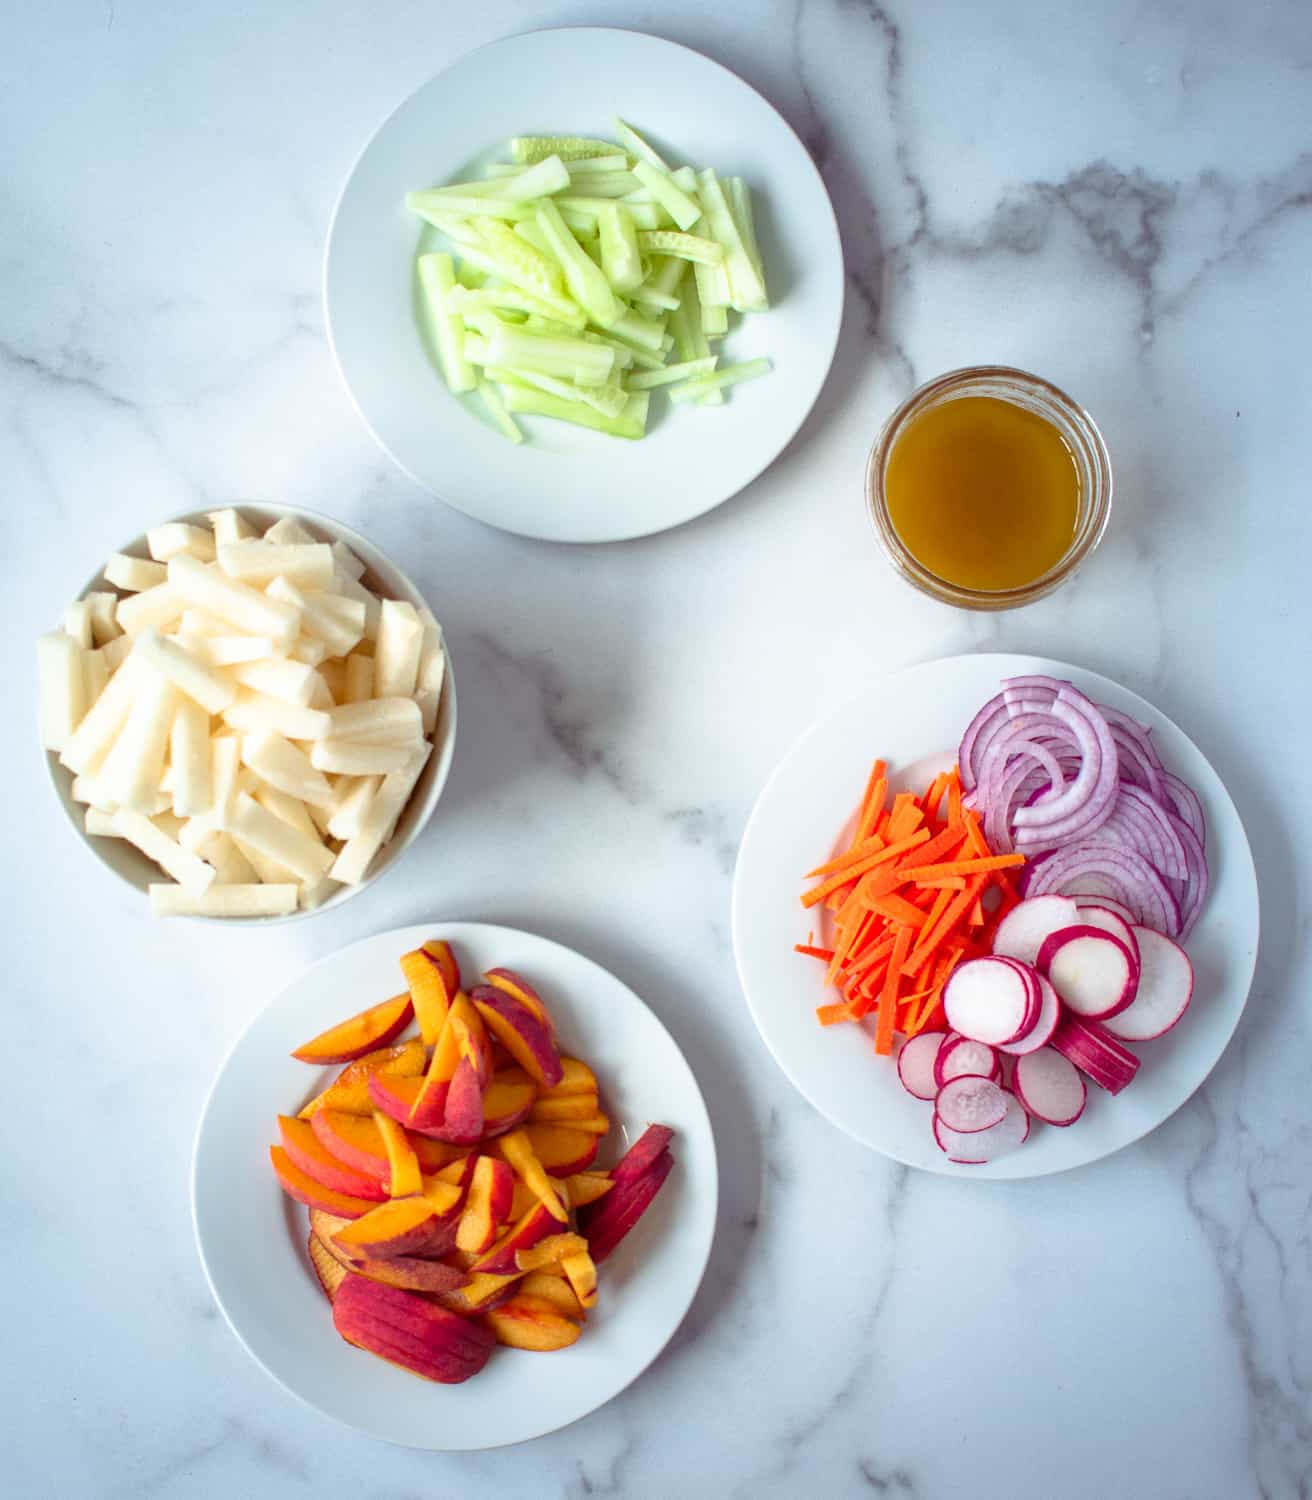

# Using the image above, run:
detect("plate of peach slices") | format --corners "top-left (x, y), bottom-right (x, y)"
top-left (192, 922), bottom-right (717, 1448)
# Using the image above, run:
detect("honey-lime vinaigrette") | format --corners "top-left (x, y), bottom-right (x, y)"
top-left (885, 396), bottom-right (1079, 593)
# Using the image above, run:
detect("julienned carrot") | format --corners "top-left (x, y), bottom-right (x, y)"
top-left (866, 891), bottom-right (929, 929)
top-left (916, 876), bottom-right (966, 891)
top-left (816, 1001), bottom-right (854, 1026)
top-left (794, 943), bottom-right (835, 961)
top-left (895, 852), bottom-right (1026, 881)
top-left (901, 821), bottom-right (968, 870)
top-left (886, 794), bottom-right (923, 843)
top-left (902, 875), bottom-right (988, 979)
top-left (804, 831), bottom-right (887, 880)
top-left (800, 828), bottom-right (931, 909)
top-left (875, 925), bottom-right (912, 1055)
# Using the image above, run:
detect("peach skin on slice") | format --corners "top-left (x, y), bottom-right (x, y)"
top-left (564, 1172), bottom-right (614, 1208)
top-left (372, 1111), bottom-right (423, 1197)
top-left (581, 1148), bottom-right (674, 1264)
top-left (552, 1112), bottom-right (611, 1136)
top-left (560, 1248), bottom-right (598, 1310)
top-left (310, 1109), bottom-right (462, 1186)
top-left (399, 947), bottom-right (452, 1046)
top-left (471, 986), bottom-right (563, 1090)
top-left (454, 1156), bottom-right (516, 1255)
top-left (519, 1270), bottom-right (586, 1320)
top-left (409, 1007), bottom-right (462, 1122)
top-left (333, 1251), bottom-right (469, 1295)
top-left (298, 1037), bottom-right (425, 1118)
top-left (333, 1274), bottom-right (494, 1384)
top-left (484, 1294), bottom-right (581, 1351)
top-left (422, 939), bottom-right (462, 996)
top-left (331, 1195), bottom-right (450, 1260)
top-left (449, 994), bottom-right (494, 1088)
top-left (435, 1270), bottom-right (523, 1312)
top-left (508, 1180), bottom-right (539, 1220)
top-left (528, 1093), bottom-right (600, 1124)
top-left (496, 1129), bottom-right (569, 1222)
top-left (441, 1056), bottom-right (484, 1145)
top-left (481, 968), bottom-right (552, 1029)
top-left (473, 1201), bottom-right (561, 1276)
top-left (368, 1071), bottom-right (446, 1133)
top-left (608, 1124), bottom-right (675, 1185)
top-left (538, 1057), bottom-right (597, 1098)
top-left (523, 1125), bottom-right (600, 1178)
top-left (291, 992), bottom-right (414, 1065)
top-left (277, 1116), bottom-right (388, 1201)
top-left (308, 1233), bottom-right (348, 1301)
top-left (269, 1146), bottom-right (380, 1219)
top-left (515, 1233), bottom-right (589, 1272)
top-left (481, 1073), bottom-right (538, 1138)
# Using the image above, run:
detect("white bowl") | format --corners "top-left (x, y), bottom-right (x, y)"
top-left (43, 502), bottom-right (457, 923)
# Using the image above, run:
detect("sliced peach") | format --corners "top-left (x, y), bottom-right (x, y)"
top-left (514, 1233), bottom-right (588, 1272)
top-left (509, 1180), bottom-right (539, 1220)
top-left (564, 1171), bottom-right (614, 1208)
top-left (269, 1145), bottom-right (379, 1219)
top-left (482, 968), bottom-right (552, 1028)
top-left (473, 1201), bottom-right (561, 1276)
top-left (439, 1270), bottom-right (522, 1311)
top-left (399, 947), bottom-right (452, 1046)
top-left (482, 1073), bottom-right (538, 1138)
top-left (608, 1125), bottom-right (675, 1185)
top-left (519, 1270), bottom-right (585, 1319)
top-left (484, 1293), bottom-right (581, 1351)
top-left (581, 1147), bottom-right (674, 1264)
top-left (538, 1057), bottom-right (597, 1098)
top-left (298, 1037), bottom-right (426, 1118)
top-left (328, 1244), bottom-right (469, 1294)
top-left (449, 994), bottom-right (494, 1087)
top-left (441, 1056), bottom-right (484, 1145)
top-left (291, 993), bottom-right (414, 1065)
top-left (523, 1124), bottom-right (600, 1177)
top-left (560, 1248), bottom-right (598, 1310)
top-left (277, 1116), bottom-right (387, 1201)
top-left (409, 1006), bottom-right (463, 1121)
top-left (308, 1232), bottom-right (348, 1301)
top-left (411, 1137), bottom-right (469, 1173)
top-left (372, 1111), bottom-right (422, 1197)
top-left (422, 939), bottom-right (461, 996)
top-left (555, 1112), bottom-right (611, 1136)
top-left (454, 1156), bottom-right (516, 1255)
top-left (333, 1274), bottom-right (494, 1384)
top-left (368, 1071), bottom-right (446, 1133)
top-left (471, 986), bottom-right (563, 1089)
top-left (331, 1195), bottom-right (450, 1259)
top-left (528, 1092), bottom-right (600, 1123)
top-left (496, 1129), bottom-right (569, 1222)
top-left (310, 1109), bottom-right (463, 1185)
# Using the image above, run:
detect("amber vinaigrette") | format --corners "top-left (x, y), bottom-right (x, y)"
top-left (885, 396), bottom-right (1079, 593)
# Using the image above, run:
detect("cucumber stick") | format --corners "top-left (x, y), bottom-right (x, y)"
top-left (406, 121), bottom-right (770, 442)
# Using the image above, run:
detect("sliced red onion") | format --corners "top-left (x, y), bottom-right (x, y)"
top-left (1160, 771), bottom-right (1206, 851)
top-left (1024, 841), bottom-right (1182, 937)
top-left (1164, 813), bottom-right (1209, 939)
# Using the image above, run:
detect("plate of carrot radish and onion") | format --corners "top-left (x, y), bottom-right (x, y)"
top-left (732, 654), bottom-right (1259, 1178)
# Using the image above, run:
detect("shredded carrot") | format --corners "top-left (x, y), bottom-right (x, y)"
top-left (895, 852), bottom-right (1026, 881)
top-left (866, 891), bottom-right (930, 928)
top-left (816, 1002), bottom-right (855, 1026)
top-left (794, 943), bottom-right (836, 961)
top-left (804, 832), bottom-right (887, 881)
top-left (915, 876), bottom-right (967, 891)
top-left (875, 925), bottom-right (913, 1055)
top-left (800, 828), bottom-right (931, 909)
top-left (901, 876), bottom-right (988, 980)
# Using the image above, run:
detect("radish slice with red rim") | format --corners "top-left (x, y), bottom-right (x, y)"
top-left (1013, 1048), bottom-right (1087, 1126)
top-left (998, 974), bottom-right (1061, 1055)
top-left (933, 1092), bottom-right (1030, 1164)
top-left (935, 1074), bottom-right (1008, 1133)
top-left (1078, 894), bottom-right (1137, 925)
top-left (1037, 924), bottom-right (1139, 1019)
top-left (1074, 901), bottom-right (1140, 966)
top-left (934, 1034), bottom-right (1002, 1087)
top-left (1100, 927), bottom-right (1194, 1041)
top-left (896, 1031), bottom-right (947, 1101)
top-left (992, 894), bottom-right (1080, 967)
top-left (942, 958), bottom-right (1036, 1046)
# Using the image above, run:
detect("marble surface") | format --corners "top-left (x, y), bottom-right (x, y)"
top-left (4, 1), bottom-right (1310, 1495)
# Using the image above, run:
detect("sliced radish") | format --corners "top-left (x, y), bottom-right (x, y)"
top-left (933, 1092), bottom-right (1030, 1163)
top-left (935, 1074), bottom-right (1008, 1133)
top-left (1077, 894), bottom-right (1136, 925)
top-left (1050, 1014), bottom-right (1140, 1094)
top-left (942, 958), bottom-right (1035, 1046)
top-left (991, 956), bottom-right (1042, 1035)
top-left (1100, 927), bottom-right (1194, 1041)
top-left (897, 1031), bottom-right (946, 1100)
top-left (1013, 1048), bottom-right (1087, 1125)
top-left (1075, 901), bottom-right (1141, 967)
top-left (991, 894), bottom-right (1080, 967)
top-left (1037, 925), bottom-right (1139, 1019)
top-left (934, 1034), bottom-right (1002, 1087)
top-left (998, 974), bottom-right (1061, 1055)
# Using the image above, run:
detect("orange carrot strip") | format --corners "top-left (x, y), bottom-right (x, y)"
top-left (901, 876), bottom-right (988, 979)
top-left (896, 853), bottom-right (1026, 881)
top-left (850, 759), bottom-right (887, 841)
top-left (915, 876), bottom-right (967, 891)
top-left (916, 887), bottom-right (954, 943)
top-left (856, 775), bottom-right (888, 844)
top-left (875, 926), bottom-right (913, 1054)
top-left (866, 892), bottom-right (930, 929)
top-left (793, 944), bottom-right (835, 961)
top-left (886, 794), bottom-right (924, 843)
top-left (896, 821), bottom-right (967, 871)
top-left (801, 828), bottom-right (931, 909)
top-left (947, 770), bottom-right (963, 824)
top-left (804, 831), bottom-right (887, 881)
top-left (922, 773), bottom-right (948, 824)
top-left (969, 897), bottom-right (986, 927)
top-left (816, 1002), bottom-right (855, 1026)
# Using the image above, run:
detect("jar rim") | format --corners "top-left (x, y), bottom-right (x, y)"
top-left (866, 365), bottom-right (1113, 611)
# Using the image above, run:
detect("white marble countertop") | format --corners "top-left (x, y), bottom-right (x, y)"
top-left (5, 2), bottom-right (1310, 1495)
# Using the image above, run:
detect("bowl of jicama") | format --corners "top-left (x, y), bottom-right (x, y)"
top-left (37, 503), bottom-right (456, 922)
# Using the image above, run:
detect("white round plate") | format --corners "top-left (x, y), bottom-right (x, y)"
top-left (193, 922), bottom-right (717, 1447)
top-left (732, 653), bottom-right (1259, 1179)
top-left (324, 27), bottom-right (843, 542)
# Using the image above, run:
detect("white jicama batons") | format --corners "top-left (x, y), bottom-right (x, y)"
top-left (37, 510), bottom-right (447, 918)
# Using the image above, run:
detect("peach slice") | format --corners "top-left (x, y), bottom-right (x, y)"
top-left (481, 1072), bottom-right (538, 1138)
top-left (331, 1195), bottom-right (450, 1260)
top-left (564, 1172), bottom-right (614, 1208)
top-left (519, 1270), bottom-right (585, 1320)
top-left (291, 993), bottom-right (414, 1065)
top-left (333, 1273), bottom-right (494, 1384)
top-left (508, 1180), bottom-right (539, 1220)
top-left (581, 1147), bottom-right (674, 1264)
top-left (311, 1209), bottom-right (464, 1291)
top-left (514, 1233), bottom-right (588, 1272)
top-left (523, 1125), bottom-right (600, 1177)
top-left (609, 1125), bottom-right (675, 1185)
top-left (495, 1130), bottom-right (569, 1223)
top-left (441, 1056), bottom-right (484, 1145)
top-left (368, 1071), bottom-right (446, 1133)
top-left (560, 1248), bottom-right (598, 1310)
top-left (310, 1109), bottom-right (463, 1186)
top-left (298, 1037), bottom-right (425, 1118)
top-left (471, 985), bottom-right (563, 1089)
top-left (422, 939), bottom-right (461, 996)
top-left (484, 1294), bottom-right (581, 1352)
top-left (473, 1202), bottom-right (561, 1276)
top-left (482, 968), bottom-right (552, 1028)
top-left (269, 1146), bottom-right (379, 1219)
top-left (538, 1057), bottom-right (597, 1098)
top-left (454, 1156), bottom-right (516, 1255)
top-left (372, 1111), bottom-right (422, 1197)
top-left (399, 947), bottom-right (452, 1046)
top-left (277, 1116), bottom-right (387, 1202)
top-left (308, 1232), bottom-right (348, 1301)
top-left (528, 1092), bottom-right (600, 1124)
top-left (554, 1112), bottom-right (611, 1136)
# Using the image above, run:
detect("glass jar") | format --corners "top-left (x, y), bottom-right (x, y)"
top-left (866, 366), bottom-right (1113, 610)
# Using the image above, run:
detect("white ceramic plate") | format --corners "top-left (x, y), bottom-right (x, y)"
top-left (324, 27), bottom-right (843, 542)
top-left (193, 922), bottom-right (716, 1447)
top-left (732, 653), bottom-right (1259, 1179)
